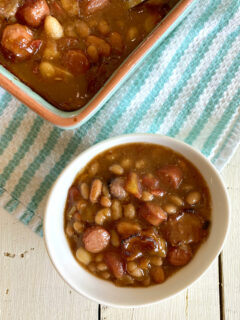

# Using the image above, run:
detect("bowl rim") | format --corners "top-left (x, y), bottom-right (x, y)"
top-left (44, 133), bottom-right (230, 307)
top-left (0, 0), bottom-right (196, 129)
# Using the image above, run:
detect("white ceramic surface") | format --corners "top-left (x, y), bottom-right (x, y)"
top-left (44, 134), bottom-right (230, 307)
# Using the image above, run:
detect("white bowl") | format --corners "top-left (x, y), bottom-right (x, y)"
top-left (44, 134), bottom-right (230, 308)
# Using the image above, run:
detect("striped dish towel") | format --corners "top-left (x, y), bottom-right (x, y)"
top-left (0, 0), bottom-right (239, 236)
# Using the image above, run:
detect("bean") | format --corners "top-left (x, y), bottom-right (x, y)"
top-left (87, 45), bottom-right (99, 63)
top-left (110, 230), bottom-right (120, 247)
top-left (60, 0), bottom-right (79, 16)
top-left (97, 262), bottom-right (108, 271)
top-left (86, 35), bottom-right (111, 57)
top-left (67, 205), bottom-right (76, 217)
top-left (117, 221), bottom-right (141, 236)
top-left (150, 266), bottom-right (165, 283)
top-left (111, 200), bottom-right (122, 220)
top-left (186, 191), bottom-right (201, 205)
top-left (127, 262), bottom-right (143, 278)
top-left (135, 159), bottom-right (145, 169)
top-left (95, 208), bottom-right (111, 225)
top-left (64, 23), bottom-right (77, 37)
top-left (39, 61), bottom-right (55, 78)
top-left (109, 32), bottom-right (123, 53)
top-left (43, 40), bottom-right (59, 60)
top-left (88, 262), bottom-right (97, 273)
top-left (102, 184), bottom-right (110, 198)
top-left (127, 261), bottom-right (137, 272)
top-left (39, 62), bottom-right (72, 80)
top-left (142, 191), bottom-right (154, 202)
top-left (98, 19), bottom-right (110, 35)
top-left (44, 16), bottom-right (64, 39)
top-left (123, 204), bottom-right (136, 219)
top-left (76, 199), bottom-right (87, 212)
top-left (89, 179), bottom-right (102, 203)
top-left (66, 223), bottom-right (74, 237)
top-left (101, 271), bottom-right (111, 279)
top-left (73, 221), bottom-right (84, 233)
top-left (80, 182), bottom-right (89, 200)
top-left (109, 164), bottom-right (124, 175)
top-left (169, 195), bottom-right (184, 206)
top-left (121, 158), bottom-right (132, 169)
top-left (150, 256), bottom-right (163, 266)
top-left (142, 276), bottom-right (151, 286)
top-left (181, 184), bottom-right (193, 192)
top-left (75, 20), bottom-right (90, 38)
top-left (164, 203), bottom-right (177, 214)
top-left (95, 253), bottom-right (103, 262)
top-left (127, 27), bottom-right (138, 41)
top-left (106, 153), bottom-right (116, 161)
top-left (88, 162), bottom-right (99, 176)
top-left (76, 247), bottom-right (92, 265)
top-left (100, 196), bottom-right (112, 208)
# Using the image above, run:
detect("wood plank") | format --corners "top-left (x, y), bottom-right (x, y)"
top-left (0, 211), bottom-right (98, 320)
top-left (221, 146), bottom-right (240, 320)
top-left (187, 260), bottom-right (220, 320)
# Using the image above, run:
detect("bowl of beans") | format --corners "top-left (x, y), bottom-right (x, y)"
top-left (44, 134), bottom-right (230, 307)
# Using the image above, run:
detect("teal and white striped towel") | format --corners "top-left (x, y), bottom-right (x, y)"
top-left (0, 0), bottom-right (239, 236)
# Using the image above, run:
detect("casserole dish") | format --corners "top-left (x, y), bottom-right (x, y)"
top-left (0, 0), bottom-right (196, 129)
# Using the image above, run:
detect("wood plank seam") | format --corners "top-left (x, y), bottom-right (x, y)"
top-left (219, 254), bottom-right (225, 320)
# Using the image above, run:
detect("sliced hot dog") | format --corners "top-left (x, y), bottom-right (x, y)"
top-left (140, 203), bottom-right (167, 226)
top-left (17, 0), bottom-right (50, 28)
top-left (142, 174), bottom-right (160, 190)
top-left (164, 212), bottom-right (203, 246)
top-left (62, 49), bottom-right (90, 75)
top-left (83, 226), bottom-right (110, 253)
top-left (157, 165), bottom-right (182, 189)
top-left (167, 245), bottom-right (192, 266)
top-left (83, 0), bottom-right (110, 15)
top-left (1, 24), bottom-right (33, 61)
top-left (104, 251), bottom-right (125, 279)
top-left (67, 186), bottom-right (81, 205)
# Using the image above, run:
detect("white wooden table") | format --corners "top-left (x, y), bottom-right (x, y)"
top-left (1, 146), bottom-right (239, 320)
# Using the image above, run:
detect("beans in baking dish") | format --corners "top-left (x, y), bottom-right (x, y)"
top-left (0, 0), bottom-right (178, 111)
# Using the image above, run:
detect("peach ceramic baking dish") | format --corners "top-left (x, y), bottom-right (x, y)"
top-left (0, 0), bottom-right (196, 129)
